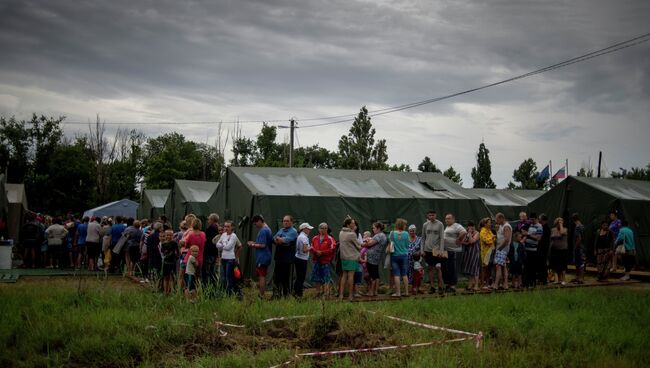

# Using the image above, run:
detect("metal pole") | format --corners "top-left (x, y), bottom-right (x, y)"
top-left (289, 119), bottom-right (295, 168)
top-left (597, 151), bottom-right (602, 178)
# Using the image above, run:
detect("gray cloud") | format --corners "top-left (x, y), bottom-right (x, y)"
top-left (0, 0), bottom-right (649, 186)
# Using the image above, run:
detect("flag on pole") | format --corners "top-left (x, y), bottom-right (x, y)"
top-left (552, 167), bottom-right (566, 179)
top-left (537, 165), bottom-right (550, 182)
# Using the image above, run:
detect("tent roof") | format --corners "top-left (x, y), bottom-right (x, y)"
top-left (571, 176), bottom-right (650, 201)
top-left (83, 198), bottom-right (139, 218)
top-left (174, 180), bottom-right (219, 203)
top-left (143, 189), bottom-right (171, 208)
top-left (466, 188), bottom-right (544, 206)
top-left (228, 167), bottom-right (479, 199)
top-left (5, 183), bottom-right (28, 207)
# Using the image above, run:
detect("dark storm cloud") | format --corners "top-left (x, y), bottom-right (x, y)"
top-left (1, 0), bottom-right (646, 115)
top-left (0, 0), bottom-right (648, 186)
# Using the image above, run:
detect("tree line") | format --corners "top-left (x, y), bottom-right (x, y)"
top-left (2, 108), bottom-right (648, 214)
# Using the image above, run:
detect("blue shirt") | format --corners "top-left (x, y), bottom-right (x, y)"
top-left (274, 227), bottom-right (298, 263)
top-left (255, 225), bottom-right (273, 266)
top-left (76, 223), bottom-right (88, 245)
top-left (525, 222), bottom-right (543, 250)
top-left (110, 223), bottom-right (127, 246)
top-left (616, 227), bottom-right (636, 251)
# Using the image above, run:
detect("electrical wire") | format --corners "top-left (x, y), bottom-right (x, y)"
top-left (51, 32), bottom-right (650, 127)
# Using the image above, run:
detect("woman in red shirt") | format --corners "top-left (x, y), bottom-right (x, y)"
top-left (310, 222), bottom-right (336, 297)
top-left (184, 218), bottom-right (206, 278)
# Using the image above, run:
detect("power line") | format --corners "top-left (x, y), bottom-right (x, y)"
top-left (300, 32), bottom-right (650, 128)
top-left (56, 32), bottom-right (650, 127)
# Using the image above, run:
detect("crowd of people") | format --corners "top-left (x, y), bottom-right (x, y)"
top-left (17, 208), bottom-right (637, 300)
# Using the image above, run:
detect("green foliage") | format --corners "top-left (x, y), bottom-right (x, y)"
top-left (417, 156), bottom-right (441, 173)
top-left (470, 142), bottom-right (496, 188)
top-left (509, 158), bottom-right (545, 189)
top-left (230, 136), bottom-right (256, 167)
top-left (337, 106), bottom-right (389, 170)
top-left (0, 114), bottom-right (65, 211)
top-left (43, 141), bottom-right (97, 214)
top-left (577, 167), bottom-right (594, 177)
top-left (443, 166), bottom-right (463, 185)
top-left (143, 132), bottom-right (203, 189)
top-left (294, 145), bottom-right (338, 169)
top-left (611, 164), bottom-right (650, 181)
top-left (388, 163), bottom-right (411, 172)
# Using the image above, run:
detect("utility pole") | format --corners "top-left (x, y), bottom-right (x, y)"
top-left (289, 118), bottom-right (295, 168)
top-left (597, 151), bottom-right (602, 178)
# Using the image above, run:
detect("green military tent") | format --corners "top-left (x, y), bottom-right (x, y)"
top-left (169, 179), bottom-right (219, 227)
top-left (5, 183), bottom-right (28, 242)
top-left (138, 189), bottom-right (171, 220)
top-left (466, 188), bottom-right (544, 220)
top-left (211, 167), bottom-right (491, 279)
top-left (528, 176), bottom-right (650, 266)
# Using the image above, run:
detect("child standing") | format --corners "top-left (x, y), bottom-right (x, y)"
top-left (508, 232), bottom-right (526, 289)
top-left (184, 245), bottom-right (199, 300)
top-left (412, 254), bottom-right (424, 294)
top-left (161, 230), bottom-right (179, 295)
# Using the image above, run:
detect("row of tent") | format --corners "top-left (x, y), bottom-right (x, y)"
top-left (3, 168), bottom-right (649, 269)
top-left (134, 168), bottom-right (650, 275)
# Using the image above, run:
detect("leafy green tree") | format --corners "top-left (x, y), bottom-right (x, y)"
top-left (142, 132), bottom-right (203, 189)
top-left (417, 156), bottom-right (441, 173)
top-left (0, 114), bottom-right (65, 211)
top-left (508, 158), bottom-right (542, 189)
top-left (443, 166), bottom-right (463, 185)
top-left (610, 164), bottom-right (650, 181)
top-left (337, 106), bottom-right (388, 170)
top-left (389, 163), bottom-right (411, 172)
top-left (576, 167), bottom-right (594, 178)
top-left (230, 136), bottom-right (256, 167)
top-left (254, 123), bottom-right (288, 167)
top-left (471, 142), bottom-right (496, 188)
top-left (197, 143), bottom-right (226, 181)
top-left (294, 145), bottom-right (338, 169)
top-left (0, 116), bottom-right (31, 183)
top-left (45, 141), bottom-right (96, 214)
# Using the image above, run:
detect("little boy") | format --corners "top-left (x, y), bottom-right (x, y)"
top-left (184, 245), bottom-right (199, 300)
top-left (161, 230), bottom-right (179, 295)
top-left (412, 254), bottom-right (424, 294)
top-left (508, 231), bottom-right (526, 289)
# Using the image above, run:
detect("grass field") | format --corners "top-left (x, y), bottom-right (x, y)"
top-left (1, 276), bottom-right (649, 367)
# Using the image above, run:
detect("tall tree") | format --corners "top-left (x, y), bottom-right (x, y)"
top-left (508, 158), bottom-right (542, 189)
top-left (471, 142), bottom-right (496, 188)
top-left (337, 106), bottom-right (388, 170)
top-left (294, 145), bottom-right (338, 169)
top-left (611, 164), bottom-right (650, 181)
top-left (418, 156), bottom-right (441, 173)
top-left (142, 132), bottom-right (203, 189)
top-left (443, 166), bottom-right (463, 185)
top-left (0, 114), bottom-right (65, 211)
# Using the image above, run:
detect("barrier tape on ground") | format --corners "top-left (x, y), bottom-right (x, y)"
top-left (269, 338), bottom-right (473, 368)
top-left (212, 311), bottom-right (483, 367)
top-left (381, 314), bottom-right (479, 337)
top-left (261, 315), bottom-right (313, 323)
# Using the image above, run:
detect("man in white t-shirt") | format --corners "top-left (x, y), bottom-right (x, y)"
top-left (294, 222), bottom-right (313, 297)
top-left (442, 214), bottom-right (466, 293)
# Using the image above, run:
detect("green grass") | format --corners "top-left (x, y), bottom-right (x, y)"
top-left (1, 277), bottom-right (649, 367)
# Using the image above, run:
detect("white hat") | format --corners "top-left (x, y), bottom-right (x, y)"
top-left (299, 222), bottom-right (314, 230)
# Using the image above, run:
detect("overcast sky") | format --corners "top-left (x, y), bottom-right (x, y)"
top-left (1, 0), bottom-right (648, 187)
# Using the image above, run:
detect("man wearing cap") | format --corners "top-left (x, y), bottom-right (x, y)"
top-left (273, 215), bottom-right (298, 298)
top-left (293, 222), bottom-right (313, 298)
